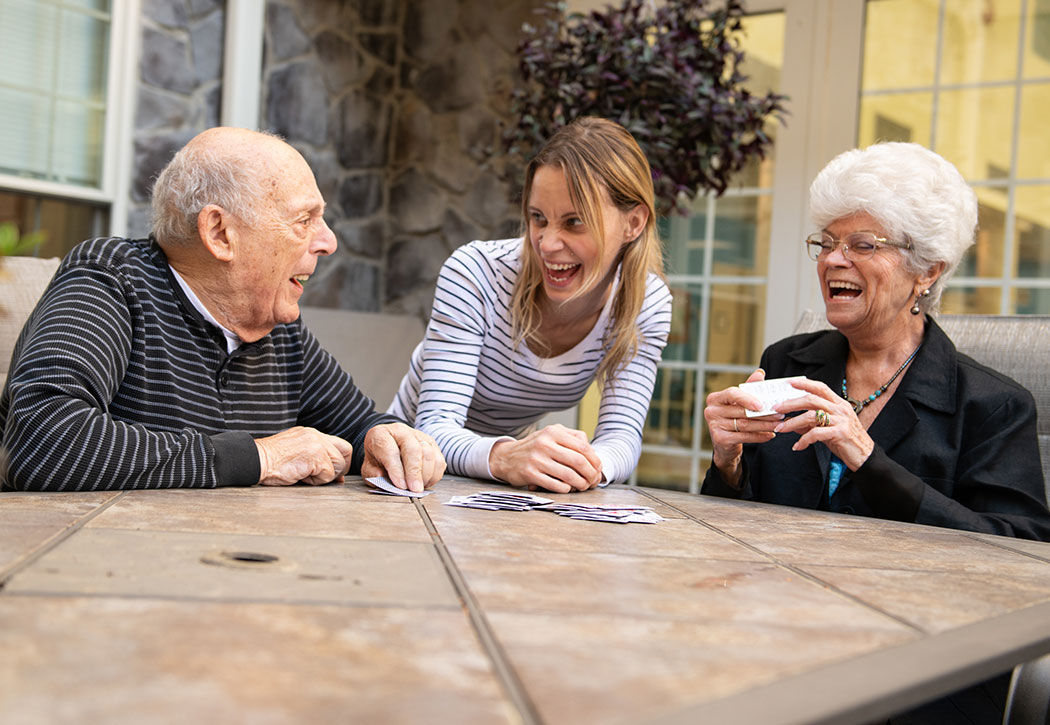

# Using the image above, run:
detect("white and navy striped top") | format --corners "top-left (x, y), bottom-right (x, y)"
top-left (388, 238), bottom-right (672, 484)
top-left (0, 237), bottom-right (395, 492)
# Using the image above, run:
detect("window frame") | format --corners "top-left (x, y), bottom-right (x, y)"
top-left (0, 0), bottom-right (141, 236)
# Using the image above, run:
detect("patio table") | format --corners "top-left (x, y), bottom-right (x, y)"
top-left (3, 475), bottom-right (1050, 724)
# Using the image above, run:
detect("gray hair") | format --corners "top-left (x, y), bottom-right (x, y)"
top-left (808, 142), bottom-right (977, 315)
top-left (150, 134), bottom-right (274, 246)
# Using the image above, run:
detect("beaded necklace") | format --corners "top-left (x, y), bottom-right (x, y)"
top-left (841, 341), bottom-right (923, 414)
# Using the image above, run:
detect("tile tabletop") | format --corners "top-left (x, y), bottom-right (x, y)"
top-left (3, 476), bottom-right (1050, 724)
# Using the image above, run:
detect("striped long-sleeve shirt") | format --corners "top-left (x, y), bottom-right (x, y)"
top-left (388, 238), bottom-right (672, 484)
top-left (0, 236), bottom-right (396, 492)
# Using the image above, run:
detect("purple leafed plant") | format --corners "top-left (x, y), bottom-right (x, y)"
top-left (504, 0), bottom-right (789, 215)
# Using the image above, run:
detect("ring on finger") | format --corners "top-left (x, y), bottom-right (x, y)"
top-left (733, 418), bottom-right (739, 432)
top-left (815, 409), bottom-right (832, 427)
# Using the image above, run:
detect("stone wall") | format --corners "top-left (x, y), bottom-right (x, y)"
top-left (264, 0), bottom-right (541, 317)
top-left (128, 0), bottom-right (226, 238)
top-left (127, 0), bottom-right (539, 319)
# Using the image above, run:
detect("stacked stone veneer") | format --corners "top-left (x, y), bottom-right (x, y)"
top-left (129, 0), bottom-right (539, 318)
top-left (265, 0), bottom-right (540, 316)
top-left (129, 0), bottom-right (226, 239)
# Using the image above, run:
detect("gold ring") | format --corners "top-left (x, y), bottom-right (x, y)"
top-left (815, 409), bottom-right (831, 427)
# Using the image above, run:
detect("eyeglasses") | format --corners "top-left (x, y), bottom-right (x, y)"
top-left (804, 232), bottom-right (911, 262)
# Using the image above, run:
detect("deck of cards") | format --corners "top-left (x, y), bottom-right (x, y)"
top-left (445, 491), bottom-right (664, 524)
top-left (366, 476), bottom-right (431, 498)
top-left (739, 377), bottom-right (808, 417)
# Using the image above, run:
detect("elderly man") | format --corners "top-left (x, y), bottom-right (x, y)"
top-left (0, 127), bottom-right (444, 492)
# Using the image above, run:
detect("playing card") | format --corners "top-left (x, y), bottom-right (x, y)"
top-left (441, 491), bottom-right (662, 524)
top-left (739, 377), bottom-right (808, 417)
top-left (365, 476), bottom-right (431, 497)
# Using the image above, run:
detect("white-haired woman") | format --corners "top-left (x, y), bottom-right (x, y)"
top-left (703, 142), bottom-right (1050, 542)
top-left (388, 118), bottom-right (671, 492)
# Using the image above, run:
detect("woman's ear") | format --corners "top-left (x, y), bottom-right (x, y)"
top-left (918, 261), bottom-right (946, 293)
top-left (197, 204), bottom-right (235, 262)
top-left (623, 204), bottom-right (649, 243)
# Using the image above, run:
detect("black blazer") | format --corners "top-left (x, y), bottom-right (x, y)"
top-left (702, 317), bottom-right (1050, 541)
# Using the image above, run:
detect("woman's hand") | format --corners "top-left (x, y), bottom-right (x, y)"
top-left (703, 369), bottom-right (781, 487)
top-left (772, 378), bottom-right (874, 470)
top-left (488, 424), bottom-right (603, 493)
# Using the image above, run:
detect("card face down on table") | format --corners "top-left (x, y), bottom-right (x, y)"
top-left (445, 491), bottom-right (664, 524)
top-left (366, 476), bottom-right (431, 497)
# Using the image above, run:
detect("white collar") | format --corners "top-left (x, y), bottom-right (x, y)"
top-left (169, 266), bottom-right (242, 354)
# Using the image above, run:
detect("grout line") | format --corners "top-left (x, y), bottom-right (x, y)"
top-left (0, 491), bottom-right (128, 587)
top-left (633, 489), bottom-right (926, 634)
top-left (411, 496), bottom-right (542, 725)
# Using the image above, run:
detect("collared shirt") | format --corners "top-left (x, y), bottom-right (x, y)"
top-left (169, 265), bottom-right (241, 355)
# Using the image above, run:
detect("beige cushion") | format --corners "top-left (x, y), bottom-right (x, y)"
top-left (299, 306), bottom-right (424, 411)
top-left (0, 256), bottom-right (62, 386)
top-left (794, 310), bottom-right (1050, 491)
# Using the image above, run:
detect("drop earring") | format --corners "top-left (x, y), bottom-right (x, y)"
top-left (911, 288), bottom-right (930, 315)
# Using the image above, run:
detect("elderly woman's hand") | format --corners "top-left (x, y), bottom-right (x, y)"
top-left (703, 369), bottom-right (782, 487)
top-left (772, 378), bottom-right (874, 470)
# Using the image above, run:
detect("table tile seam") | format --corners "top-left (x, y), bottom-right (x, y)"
top-left (959, 532), bottom-right (1050, 563)
top-left (411, 496), bottom-right (542, 725)
top-left (633, 489), bottom-right (926, 635)
top-left (0, 491), bottom-right (127, 588)
top-left (653, 599), bottom-right (1050, 725)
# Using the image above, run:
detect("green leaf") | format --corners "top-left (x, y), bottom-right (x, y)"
top-left (0, 223), bottom-right (46, 257)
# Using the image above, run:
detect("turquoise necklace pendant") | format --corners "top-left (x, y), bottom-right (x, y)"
top-left (841, 341), bottom-right (923, 415)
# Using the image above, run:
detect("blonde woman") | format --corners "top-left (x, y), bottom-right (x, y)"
top-left (389, 117), bottom-right (671, 492)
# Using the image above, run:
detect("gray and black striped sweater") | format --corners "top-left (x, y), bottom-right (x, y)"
top-left (0, 236), bottom-right (396, 491)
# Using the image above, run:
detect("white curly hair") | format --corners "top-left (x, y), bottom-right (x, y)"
top-left (808, 142), bottom-right (977, 315)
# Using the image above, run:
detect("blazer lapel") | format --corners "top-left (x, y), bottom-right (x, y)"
top-left (786, 332), bottom-right (849, 490)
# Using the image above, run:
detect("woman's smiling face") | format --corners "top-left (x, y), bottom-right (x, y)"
top-left (819, 211), bottom-right (924, 340)
top-left (527, 164), bottom-right (640, 306)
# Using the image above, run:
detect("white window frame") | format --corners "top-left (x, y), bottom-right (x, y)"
top-left (0, 0), bottom-right (141, 236)
top-left (761, 0), bottom-right (865, 346)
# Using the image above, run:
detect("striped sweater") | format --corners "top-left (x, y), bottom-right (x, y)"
top-left (388, 238), bottom-right (672, 484)
top-left (0, 237), bottom-right (395, 491)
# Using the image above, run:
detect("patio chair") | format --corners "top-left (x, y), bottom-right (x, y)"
top-left (793, 311), bottom-right (1050, 491)
top-left (794, 311), bottom-right (1050, 725)
top-left (0, 256), bottom-right (61, 389)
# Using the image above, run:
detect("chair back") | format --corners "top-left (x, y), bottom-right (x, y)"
top-left (794, 311), bottom-right (1050, 500)
top-left (0, 256), bottom-right (62, 388)
top-left (299, 305), bottom-right (424, 411)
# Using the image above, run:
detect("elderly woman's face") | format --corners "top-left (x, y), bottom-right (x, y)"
top-left (818, 212), bottom-right (922, 339)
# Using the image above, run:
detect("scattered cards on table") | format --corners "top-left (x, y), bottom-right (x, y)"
top-left (739, 376), bottom-right (808, 417)
top-left (445, 491), bottom-right (663, 524)
top-left (365, 476), bottom-right (431, 498)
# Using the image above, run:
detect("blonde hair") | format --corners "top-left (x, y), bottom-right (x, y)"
top-left (513, 117), bottom-right (665, 387)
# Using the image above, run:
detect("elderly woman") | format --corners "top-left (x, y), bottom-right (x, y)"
top-left (702, 142), bottom-right (1050, 542)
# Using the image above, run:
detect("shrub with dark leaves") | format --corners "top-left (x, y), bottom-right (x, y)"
top-left (504, 0), bottom-right (788, 215)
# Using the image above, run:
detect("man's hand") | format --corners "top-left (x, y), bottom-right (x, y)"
top-left (255, 426), bottom-right (353, 486)
top-left (361, 423), bottom-right (446, 493)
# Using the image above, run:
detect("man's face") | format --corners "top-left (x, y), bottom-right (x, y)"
top-left (229, 153), bottom-right (337, 342)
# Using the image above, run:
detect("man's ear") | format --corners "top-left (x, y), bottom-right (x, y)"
top-left (197, 204), bottom-right (235, 262)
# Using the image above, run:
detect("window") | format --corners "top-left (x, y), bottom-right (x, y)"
top-left (859, 0), bottom-right (1050, 313)
top-left (0, 0), bottom-right (133, 254)
top-left (633, 11), bottom-right (786, 492)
